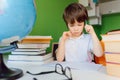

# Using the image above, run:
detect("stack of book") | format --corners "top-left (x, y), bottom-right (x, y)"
top-left (7, 36), bottom-right (53, 65)
top-left (101, 30), bottom-right (120, 77)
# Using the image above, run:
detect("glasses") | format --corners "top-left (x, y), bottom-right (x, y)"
top-left (26, 63), bottom-right (72, 80)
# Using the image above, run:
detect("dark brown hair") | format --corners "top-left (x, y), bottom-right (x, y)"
top-left (63, 2), bottom-right (88, 25)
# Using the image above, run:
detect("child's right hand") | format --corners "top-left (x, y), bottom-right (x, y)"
top-left (61, 31), bottom-right (72, 41)
top-left (85, 24), bottom-right (95, 35)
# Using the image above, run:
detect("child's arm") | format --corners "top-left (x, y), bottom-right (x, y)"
top-left (56, 31), bottom-right (71, 62)
top-left (85, 24), bottom-right (103, 57)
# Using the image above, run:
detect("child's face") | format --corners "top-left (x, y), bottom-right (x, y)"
top-left (68, 21), bottom-right (84, 37)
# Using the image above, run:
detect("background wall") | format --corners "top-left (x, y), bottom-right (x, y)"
top-left (94, 13), bottom-right (120, 40)
top-left (30, 0), bottom-right (120, 52)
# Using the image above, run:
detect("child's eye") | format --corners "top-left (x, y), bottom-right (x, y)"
top-left (78, 24), bottom-right (82, 26)
top-left (69, 24), bottom-right (74, 27)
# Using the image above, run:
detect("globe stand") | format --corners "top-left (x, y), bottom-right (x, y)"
top-left (0, 41), bottom-right (23, 80)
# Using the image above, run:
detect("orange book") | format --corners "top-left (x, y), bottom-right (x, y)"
top-left (19, 36), bottom-right (52, 44)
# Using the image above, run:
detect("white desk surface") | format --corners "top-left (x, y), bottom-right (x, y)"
top-left (7, 61), bottom-right (120, 80)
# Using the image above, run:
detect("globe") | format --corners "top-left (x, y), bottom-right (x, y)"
top-left (0, 0), bottom-right (36, 44)
top-left (0, 0), bottom-right (36, 79)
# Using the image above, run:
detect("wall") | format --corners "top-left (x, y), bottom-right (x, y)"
top-left (101, 13), bottom-right (120, 34)
top-left (29, 0), bottom-right (77, 52)
top-left (30, 0), bottom-right (120, 52)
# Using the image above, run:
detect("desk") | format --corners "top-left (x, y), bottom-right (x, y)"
top-left (7, 62), bottom-right (120, 80)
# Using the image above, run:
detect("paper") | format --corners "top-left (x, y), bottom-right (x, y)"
top-left (42, 61), bottom-right (103, 71)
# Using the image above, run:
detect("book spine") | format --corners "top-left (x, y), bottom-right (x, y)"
top-left (17, 43), bottom-right (50, 48)
top-left (14, 48), bottom-right (46, 52)
top-left (106, 62), bottom-right (120, 77)
top-left (11, 50), bottom-right (46, 55)
top-left (101, 34), bottom-right (120, 41)
top-left (8, 53), bottom-right (52, 61)
top-left (107, 30), bottom-right (120, 35)
top-left (7, 57), bottom-right (53, 65)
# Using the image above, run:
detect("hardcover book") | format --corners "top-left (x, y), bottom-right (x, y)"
top-left (107, 29), bottom-right (120, 35)
top-left (17, 43), bottom-right (50, 49)
top-left (7, 57), bottom-right (53, 65)
top-left (19, 36), bottom-right (52, 44)
top-left (105, 52), bottom-right (120, 63)
top-left (106, 62), bottom-right (120, 77)
top-left (104, 41), bottom-right (120, 52)
top-left (101, 34), bottom-right (120, 41)
top-left (8, 53), bottom-right (52, 61)
top-left (11, 50), bottom-right (46, 55)
top-left (13, 48), bottom-right (46, 52)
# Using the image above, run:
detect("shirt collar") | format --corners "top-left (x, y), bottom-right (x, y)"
top-left (69, 33), bottom-right (85, 40)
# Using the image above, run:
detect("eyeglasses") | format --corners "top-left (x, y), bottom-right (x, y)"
top-left (26, 63), bottom-right (72, 80)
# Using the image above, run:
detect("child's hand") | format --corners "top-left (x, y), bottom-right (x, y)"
top-left (85, 24), bottom-right (95, 34)
top-left (61, 31), bottom-right (72, 41)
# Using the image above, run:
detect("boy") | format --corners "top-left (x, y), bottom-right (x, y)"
top-left (56, 2), bottom-right (103, 62)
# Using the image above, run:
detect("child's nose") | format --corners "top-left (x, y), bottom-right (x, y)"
top-left (74, 26), bottom-right (79, 30)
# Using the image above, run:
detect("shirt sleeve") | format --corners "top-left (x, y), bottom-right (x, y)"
top-left (58, 37), bottom-right (62, 43)
top-left (88, 35), bottom-right (93, 53)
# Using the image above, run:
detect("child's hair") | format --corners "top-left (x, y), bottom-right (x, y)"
top-left (63, 2), bottom-right (88, 25)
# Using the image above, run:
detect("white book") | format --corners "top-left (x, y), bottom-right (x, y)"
top-left (24, 36), bottom-right (52, 39)
top-left (13, 48), bottom-right (46, 52)
top-left (11, 50), bottom-right (46, 55)
top-left (101, 34), bottom-right (120, 41)
top-left (7, 57), bottom-right (53, 65)
top-left (104, 41), bottom-right (120, 53)
top-left (8, 53), bottom-right (52, 61)
top-left (17, 43), bottom-right (50, 48)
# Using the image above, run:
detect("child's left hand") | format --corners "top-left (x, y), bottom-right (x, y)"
top-left (85, 24), bottom-right (95, 34)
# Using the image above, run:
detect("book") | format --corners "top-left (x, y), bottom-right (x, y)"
top-left (13, 48), bottom-right (46, 52)
top-left (7, 57), bottom-right (53, 65)
top-left (8, 53), bottom-right (52, 61)
top-left (11, 50), bottom-right (46, 55)
top-left (101, 34), bottom-right (120, 41)
top-left (17, 43), bottom-right (50, 48)
top-left (107, 29), bottom-right (120, 35)
top-left (19, 36), bottom-right (52, 44)
top-left (106, 62), bottom-right (120, 77)
top-left (24, 36), bottom-right (52, 38)
top-left (104, 41), bottom-right (120, 52)
top-left (105, 52), bottom-right (120, 63)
